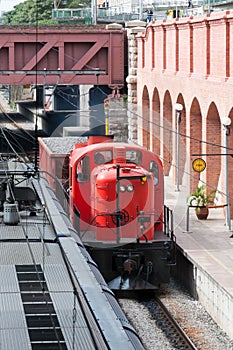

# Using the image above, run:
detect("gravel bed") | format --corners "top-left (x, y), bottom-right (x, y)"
top-left (118, 279), bottom-right (233, 350)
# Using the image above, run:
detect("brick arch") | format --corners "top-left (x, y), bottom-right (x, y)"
top-left (152, 88), bottom-right (160, 155)
top-left (176, 95), bottom-right (186, 187)
top-left (206, 103), bottom-right (221, 194)
top-left (190, 98), bottom-right (202, 193)
top-left (142, 86), bottom-right (150, 149)
top-left (163, 91), bottom-right (173, 175)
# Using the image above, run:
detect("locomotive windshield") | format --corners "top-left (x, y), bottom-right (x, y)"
top-left (94, 150), bottom-right (112, 164)
top-left (150, 161), bottom-right (159, 185)
top-left (76, 156), bottom-right (90, 182)
top-left (126, 150), bottom-right (142, 164)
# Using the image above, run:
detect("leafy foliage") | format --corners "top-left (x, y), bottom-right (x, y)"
top-left (188, 184), bottom-right (216, 209)
top-left (2, 0), bottom-right (91, 25)
top-left (3, 0), bottom-right (54, 24)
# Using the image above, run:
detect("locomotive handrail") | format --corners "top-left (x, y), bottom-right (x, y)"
top-left (164, 205), bottom-right (174, 240)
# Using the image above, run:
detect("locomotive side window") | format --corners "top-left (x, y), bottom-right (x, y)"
top-left (94, 150), bottom-right (112, 164)
top-left (126, 150), bottom-right (142, 164)
top-left (76, 156), bottom-right (90, 182)
top-left (150, 161), bottom-right (159, 185)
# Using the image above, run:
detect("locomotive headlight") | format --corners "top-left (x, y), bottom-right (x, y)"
top-left (127, 184), bottom-right (134, 192)
top-left (119, 184), bottom-right (126, 192)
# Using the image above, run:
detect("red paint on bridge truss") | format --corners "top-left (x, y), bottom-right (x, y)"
top-left (0, 24), bottom-right (125, 88)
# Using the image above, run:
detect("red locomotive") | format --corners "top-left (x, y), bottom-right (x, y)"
top-left (68, 135), bottom-right (176, 289)
top-left (39, 134), bottom-right (176, 290)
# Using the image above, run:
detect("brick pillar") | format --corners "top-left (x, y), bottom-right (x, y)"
top-left (163, 97), bottom-right (172, 176)
top-left (190, 101), bottom-right (202, 193)
top-left (125, 21), bottom-right (146, 143)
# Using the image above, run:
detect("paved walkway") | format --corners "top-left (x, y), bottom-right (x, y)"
top-left (164, 175), bottom-right (233, 296)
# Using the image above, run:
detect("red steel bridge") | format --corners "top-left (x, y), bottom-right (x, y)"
top-left (0, 24), bottom-right (126, 92)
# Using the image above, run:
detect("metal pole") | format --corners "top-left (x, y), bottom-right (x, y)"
top-left (92, 0), bottom-right (97, 25)
top-left (176, 111), bottom-right (181, 191)
top-left (224, 126), bottom-right (232, 231)
top-left (116, 165), bottom-right (120, 244)
top-left (184, 205), bottom-right (192, 233)
top-left (139, 0), bottom-right (143, 21)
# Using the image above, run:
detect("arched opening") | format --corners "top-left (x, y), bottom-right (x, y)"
top-left (163, 91), bottom-right (173, 175)
top-left (142, 86), bottom-right (150, 149)
top-left (152, 88), bottom-right (160, 155)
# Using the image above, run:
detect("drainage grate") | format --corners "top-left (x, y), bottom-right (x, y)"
top-left (16, 265), bottom-right (68, 350)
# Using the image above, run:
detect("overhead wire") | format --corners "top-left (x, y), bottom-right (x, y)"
top-left (0, 128), bottom-right (27, 162)
top-left (2, 73), bottom-right (230, 204)
top-left (48, 83), bottom-right (233, 227)
top-left (23, 2), bottom-right (65, 347)
top-left (94, 85), bottom-right (233, 203)
top-left (96, 85), bottom-right (233, 151)
top-left (0, 4), bottom-right (72, 348)
top-left (3, 16), bottom-right (232, 201)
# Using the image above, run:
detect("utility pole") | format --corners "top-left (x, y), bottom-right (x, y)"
top-left (92, 0), bottom-right (97, 25)
top-left (221, 117), bottom-right (232, 232)
top-left (139, 0), bottom-right (143, 21)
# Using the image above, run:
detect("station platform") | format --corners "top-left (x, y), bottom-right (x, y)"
top-left (164, 175), bottom-right (233, 340)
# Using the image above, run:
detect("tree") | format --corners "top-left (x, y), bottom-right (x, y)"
top-left (3, 0), bottom-right (91, 25)
top-left (3, 0), bottom-right (54, 24)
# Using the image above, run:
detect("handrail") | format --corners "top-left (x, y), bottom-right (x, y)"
top-left (184, 204), bottom-right (228, 233)
top-left (164, 205), bottom-right (174, 240)
top-left (51, 0), bottom-right (232, 23)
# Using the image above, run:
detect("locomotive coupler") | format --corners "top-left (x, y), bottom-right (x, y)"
top-left (113, 252), bottom-right (141, 274)
top-left (123, 258), bottom-right (138, 274)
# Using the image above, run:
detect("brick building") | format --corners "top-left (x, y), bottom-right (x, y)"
top-left (127, 11), bottom-right (233, 217)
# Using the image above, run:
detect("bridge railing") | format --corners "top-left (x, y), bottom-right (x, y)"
top-left (52, 8), bottom-right (141, 24)
top-left (52, 8), bottom-right (159, 24)
top-left (52, 1), bottom-right (233, 24)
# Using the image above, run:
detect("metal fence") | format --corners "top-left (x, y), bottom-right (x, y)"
top-left (52, 1), bottom-right (233, 24)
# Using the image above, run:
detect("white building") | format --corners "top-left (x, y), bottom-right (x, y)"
top-left (99, 0), bottom-right (155, 14)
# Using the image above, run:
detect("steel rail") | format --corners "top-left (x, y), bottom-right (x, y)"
top-left (155, 296), bottom-right (198, 350)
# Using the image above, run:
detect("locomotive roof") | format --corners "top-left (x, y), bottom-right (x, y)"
top-left (72, 140), bottom-right (162, 160)
top-left (39, 136), bottom-right (162, 163)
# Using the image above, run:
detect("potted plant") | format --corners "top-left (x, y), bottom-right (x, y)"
top-left (188, 184), bottom-right (216, 220)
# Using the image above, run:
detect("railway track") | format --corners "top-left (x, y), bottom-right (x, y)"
top-left (117, 290), bottom-right (199, 350)
top-left (154, 296), bottom-right (198, 350)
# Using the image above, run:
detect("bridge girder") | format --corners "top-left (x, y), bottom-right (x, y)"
top-left (0, 25), bottom-right (125, 88)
